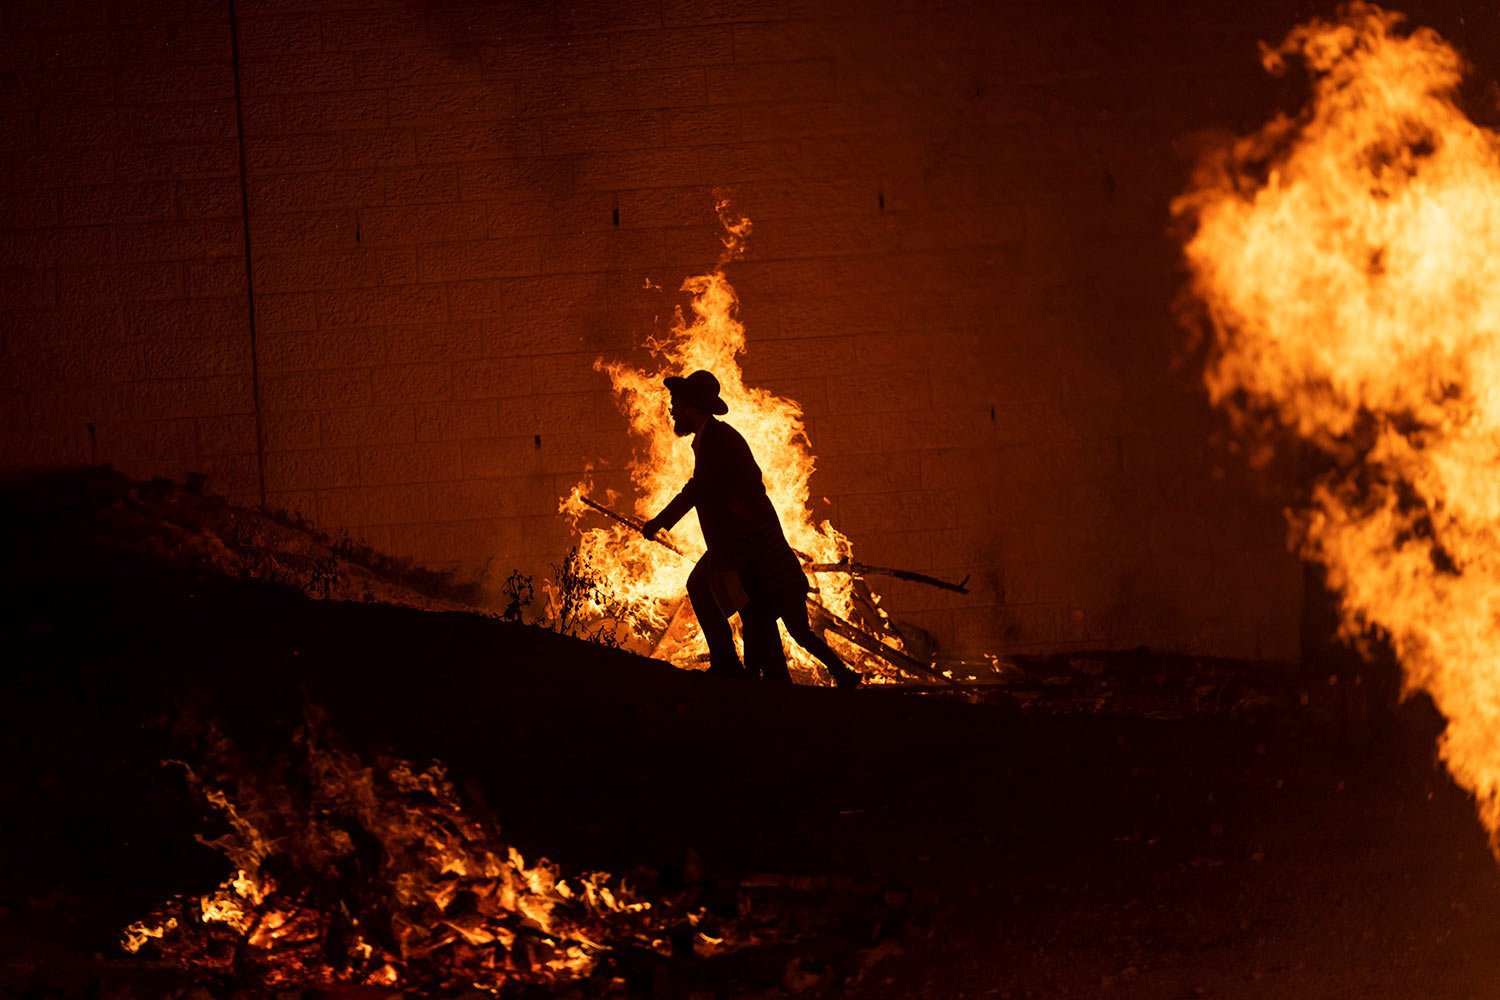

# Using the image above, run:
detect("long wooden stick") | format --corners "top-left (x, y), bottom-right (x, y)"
top-left (576, 495), bottom-right (969, 593)
top-left (575, 494), bottom-right (685, 555)
top-left (808, 561), bottom-right (970, 594)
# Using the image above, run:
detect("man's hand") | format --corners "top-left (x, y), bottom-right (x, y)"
top-left (641, 516), bottom-right (663, 541)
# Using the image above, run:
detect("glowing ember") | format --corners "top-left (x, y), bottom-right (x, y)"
top-left (123, 711), bottom-right (706, 991)
top-left (1176, 3), bottom-right (1500, 851)
top-left (561, 198), bottom-right (901, 683)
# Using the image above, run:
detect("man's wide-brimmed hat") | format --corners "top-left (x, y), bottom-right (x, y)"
top-left (664, 369), bottom-right (729, 415)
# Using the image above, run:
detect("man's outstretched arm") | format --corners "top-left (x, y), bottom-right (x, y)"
top-left (643, 479), bottom-right (696, 540)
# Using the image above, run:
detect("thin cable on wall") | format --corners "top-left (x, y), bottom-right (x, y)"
top-left (227, 0), bottom-right (268, 508)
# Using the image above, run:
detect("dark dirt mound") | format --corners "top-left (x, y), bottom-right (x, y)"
top-left (0, 464), bottom-right (485, 612)
top-left (2, 468), bottom-right (1497, 998)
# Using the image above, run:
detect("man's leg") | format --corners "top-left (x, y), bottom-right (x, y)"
top-left (687, 560), bottom-right (743, 675)
top-left (782, 600), bottom-right (862, 688)
top-left (742, 600), bottom-right (792, 684)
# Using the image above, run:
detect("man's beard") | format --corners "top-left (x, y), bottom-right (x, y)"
top-left (672, 413), bottom-right (694, 437)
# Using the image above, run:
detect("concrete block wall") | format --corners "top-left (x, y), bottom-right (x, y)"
top-left (14, 0), bottom-right (1476, 662)
top-left (0, 1), bottom-right (257, 493)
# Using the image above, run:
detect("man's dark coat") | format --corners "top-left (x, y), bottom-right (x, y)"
top-left (655, 416), bottom-right (807, 607)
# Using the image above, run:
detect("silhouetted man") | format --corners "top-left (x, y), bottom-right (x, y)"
top-left (642, 370), bottom-right (861, 688)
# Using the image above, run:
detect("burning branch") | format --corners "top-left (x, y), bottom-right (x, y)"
top-left (808, 604), bottom-right (962, 688)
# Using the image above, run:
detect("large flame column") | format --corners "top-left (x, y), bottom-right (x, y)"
top-left (1176, 3), bottom-right (1500, 851)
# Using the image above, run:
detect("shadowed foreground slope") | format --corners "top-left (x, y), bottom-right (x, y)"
top-left (2, 470), bottom-right (1498, 998)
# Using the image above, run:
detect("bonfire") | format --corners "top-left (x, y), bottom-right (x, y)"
top-left (560, 199), bottom-right (926, 685)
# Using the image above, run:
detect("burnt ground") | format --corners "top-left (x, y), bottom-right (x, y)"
top-left (3, 471), bottom-right (1500, 998)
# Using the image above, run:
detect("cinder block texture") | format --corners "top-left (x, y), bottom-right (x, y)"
top-left (0, 2), bottom-right (253, 487)
top-left (9, 0), bottom-right (1464, 662)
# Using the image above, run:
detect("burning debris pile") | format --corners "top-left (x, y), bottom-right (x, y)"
top-left (562, 201), bottom-right (965, 687)
top-left (120, 708), bottom-right (917, 996)
top-left (1177, 3), bottom-right (1500, 849)
top-left (123, 710), bottom-right (708, 993)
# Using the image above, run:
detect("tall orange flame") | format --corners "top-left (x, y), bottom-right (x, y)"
top-left (1176, 3), bottom-right (1500, 850)
top-left (562, 199), bottom-right (894, 683)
